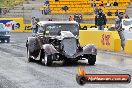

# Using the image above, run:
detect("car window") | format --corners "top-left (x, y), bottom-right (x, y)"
top-left (45, 24), bottom-right (79, 36)
top-left (38, 26), bottom-right (44, 33)
top-left (0, 24), bottom-right (4, 29)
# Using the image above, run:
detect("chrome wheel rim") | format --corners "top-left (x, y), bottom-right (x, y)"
top-left (44, 54), bottom-right (48, 65)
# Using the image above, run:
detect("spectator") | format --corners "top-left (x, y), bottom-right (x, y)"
top-left (113, 0), bottom-right (118, 6)
top-left (107, 10), bottom-right (112, 16)
top-left (62, 6), bottom-right (69, 12)
top-left (94, 7), bottom-right (99, 15)
top-left (3, 8), bottom-right (7, 15)
top-left (106, 1), bottom-right (111, 7)
top-left (99, 1), bottom-right (104, 6)
top-left (44, 0), bottom-right (49, 5)
top-left (31, 17), bottom-right (37, 34)
top-left (44, 7), bottom-right (50, 15)
top-left (115, 12), bottom-right (125, 50)
top-left (0, 8), bottom-right (1, 15)
top-left (69, 15), bottom-right (74, 21)
top-left (95, 9), bottom-right (107, 30)
top-left (91, 1), bottom-right (96, 7)
top-left (115, 10), bottom-right (119, 16)
top-left (74, 14), bottom-right (82, 23)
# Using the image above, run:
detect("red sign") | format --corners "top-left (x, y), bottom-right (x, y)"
top-left (76, 66), bottom-right (131, 85)
top-left (101, 34), bottom-right (110, 46)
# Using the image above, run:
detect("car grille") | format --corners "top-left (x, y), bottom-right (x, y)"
top-left (62, 38), bottom-right (77, 57)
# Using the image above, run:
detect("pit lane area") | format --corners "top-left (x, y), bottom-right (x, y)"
top-left (0, 33), bottom-right (132, 88)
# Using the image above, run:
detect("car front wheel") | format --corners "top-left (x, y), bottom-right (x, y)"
top-left (44, 53), bottom-right (52, 66)
top-left (7, 38), bottom-right (10, 43)
top-left (1, 39), bottom-right (5, 43)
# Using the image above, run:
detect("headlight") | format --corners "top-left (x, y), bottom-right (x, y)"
top-left (5, 32), bottom-right (8, 34)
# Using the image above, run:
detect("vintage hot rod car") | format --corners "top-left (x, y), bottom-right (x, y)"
top-left (26, 21), bottom-right (97, 66)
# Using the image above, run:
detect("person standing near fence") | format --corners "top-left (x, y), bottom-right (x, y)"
top-left (0, 8), bottom-right (1, 15)
top-left (95, 9), bottom-right (107, 30)
top-left (115, 12), bottom-right (125, 50)
top-left (31, 17), bottom-right (37, 35)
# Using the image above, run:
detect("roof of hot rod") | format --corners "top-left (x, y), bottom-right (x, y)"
top-left (37, 21), bottom-right (79, 26)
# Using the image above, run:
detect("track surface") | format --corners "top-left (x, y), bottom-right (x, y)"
top-left (0, 33), bottom-right (132, 88)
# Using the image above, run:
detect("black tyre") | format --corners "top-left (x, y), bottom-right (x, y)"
top-left (7, 38), bottom-right (10, 43)
top-left (76, 75), bottom-right (86, 85)
top-left (1, 39), bottom-right (5, 43)
top-left (27, 47), bottom-right (33, 62)
top-left (44, 53), bottom-right (52, 66)
top-left (39, 50), bottom-right (44, 62)
top-left (87, 55), bottom-right (96, 65)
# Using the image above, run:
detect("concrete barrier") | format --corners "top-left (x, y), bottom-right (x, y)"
top-left (124, 39), bottom-right (132, 54)
top-left (79, 30), bottom-right (121, 52)
top-left (0, 18), bottom-right (32, 32)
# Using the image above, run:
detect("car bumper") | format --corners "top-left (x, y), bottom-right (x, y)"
top-left (0, 35), bottom-right (11, 39)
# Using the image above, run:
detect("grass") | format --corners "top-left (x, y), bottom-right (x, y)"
top-left (0, 0), bottom-right (24, 8)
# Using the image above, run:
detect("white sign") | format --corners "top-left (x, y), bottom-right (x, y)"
top-left (122, 19), bottom-right (132, 30)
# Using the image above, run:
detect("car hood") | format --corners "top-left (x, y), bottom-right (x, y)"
top-left (48, 31), bottom-right (76, 40)
top-left (61, 31), bottom-right (75, 38)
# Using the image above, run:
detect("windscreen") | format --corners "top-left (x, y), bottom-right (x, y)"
top-left (45, 24), bottom-right (79, 36)
top-left (0, 24), bottom-right (4, 29)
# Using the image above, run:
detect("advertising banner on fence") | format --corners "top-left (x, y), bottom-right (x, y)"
top-left (79, 30), bottom-right (121, 52)
top-left (80, 24), bottom-right (112, 30)
top-left (0, 18), bottom-right (116, 32)
top-left (0, 18), bottom-right (25, 32)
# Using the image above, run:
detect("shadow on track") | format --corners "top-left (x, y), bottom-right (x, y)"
top-left (29, 59), bottom-right (95, 67)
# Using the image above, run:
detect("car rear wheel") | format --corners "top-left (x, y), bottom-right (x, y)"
top-left (87, 55), bottom-right (96, 65)
top-left (27, 47), bottom-right (33, 62)
top-left (44, 53), bottom-right (52, 66)
top-left (39, 50), bottom-right (44, 62)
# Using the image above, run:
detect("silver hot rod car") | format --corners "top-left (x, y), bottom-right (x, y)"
top-left (26, 21), bottom-right (97, 66)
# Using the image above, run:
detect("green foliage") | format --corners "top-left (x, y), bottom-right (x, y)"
top-left (0, 0), bottom-right (24, 8)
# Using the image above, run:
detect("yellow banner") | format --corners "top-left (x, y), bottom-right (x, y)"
top-left (0, 18), bottom-right (25, 32)
top-left (0, 17), bottom-right (113, 32)
top-left (24, 24), bottom-right (32, 32)
top-left (80, 24), bottom-right (112, 30)
top-left (79, 30), bottom-right (121, 52)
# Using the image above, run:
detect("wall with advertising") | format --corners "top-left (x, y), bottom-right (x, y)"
top-left (80, 24), bottom-right (113, 30)
top-left (0, 18), bottom-right (25, 32)
top-left (24, 24), bottom-right (32, 32)
top-left (0, 18), bottom-right (121, 52)
top-left (0, 18), bottom-right (114, 32)
top-left (79, 30), bottom-right (121, 52)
